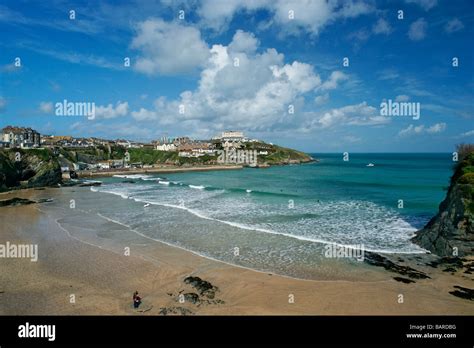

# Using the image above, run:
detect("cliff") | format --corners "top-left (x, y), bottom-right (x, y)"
top-left (256, 145), bottom-right (314, 165)
top-left (0, 149), bottom-right (62, 191)
top-left (412, 145), bottom-right (474, 256)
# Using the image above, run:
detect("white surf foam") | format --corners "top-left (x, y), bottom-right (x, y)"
top-left (189, 184), bottom-right (205, 190)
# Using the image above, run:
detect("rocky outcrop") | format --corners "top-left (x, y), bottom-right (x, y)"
top-left (363, 252), bottom-right (430, 279)
top-left (449, 286), bottom-right (474, 301)
top-left (0, 197), bottom-right (53, 207)
top-left (0, 197), bottom-right (36, 207)
top-left (412, 147), bottom-right (474, 257)
top-left (0, 149), bottom-right (62, 191)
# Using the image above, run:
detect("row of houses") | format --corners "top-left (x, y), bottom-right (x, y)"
top-left (0, 126), bottom-right (41, 148)
top-left (155, 131), bottom-right (265, 157)
top-left (0, 127), bottom-right (270, 159)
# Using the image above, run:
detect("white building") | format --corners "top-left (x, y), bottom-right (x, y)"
top-left (97, 161), bottom-right (110, 169)
top-left (156, 143), bottom-right (177, 151)
top-left (219, 131), bottom-right (246, 142)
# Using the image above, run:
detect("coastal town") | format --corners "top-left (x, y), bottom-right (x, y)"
top-left (0, 126), bottom-right (312, 184)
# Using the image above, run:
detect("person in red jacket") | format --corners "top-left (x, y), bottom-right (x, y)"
top-left (133, 291), bottom-right (142, 308)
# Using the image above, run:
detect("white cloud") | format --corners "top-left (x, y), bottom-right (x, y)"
top-left (459, 130), bottom-right (474, 138)
top-left (131, 30), bottom-right (326, 132)
top-left (131, 107), bottom-right (159, 121)
top-left (95, 101), bottom-right (129, 119)
top-left (131, 19), bottom-right (210, 75)
top-left (395, 95), bottom-right (410, 102)
top-left (426, 123), bottom-right (446, 133)
top-left (39, 101), bottom-right (53, 113)
top-left (315, 93), bottom-right (329, 105)
top-left (398, 123), bottom-right (446, 136)
top-left (398, 124), bottom-right (425, 137)
top-left (197, 0), bottom-right (268, 31)
top-left (319, 71), bottom-right (348, 91)
top-left (372, 18), bottom-right (392, 35)
top-left (305, 102), bottom-right (388, 129)
top-left (405, 0), bottom-right (437, 11)
top-left (408, 18), bottom-right (427, 41)
top-left (228, 29), bottom-right (260, 54)
top-left (445, 18), bottom-right (464, 33)
top-left (197, 0), bottom-right (373, 35)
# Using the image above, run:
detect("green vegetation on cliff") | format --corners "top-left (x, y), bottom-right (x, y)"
top-left (257, 145), bottom-right (314, 165)
top-left (59, 142), bottom-right (313, 167)
top-left (412, 144), bottom-right (474, 256)
top-left (0, 149), bottom-right (62, 191)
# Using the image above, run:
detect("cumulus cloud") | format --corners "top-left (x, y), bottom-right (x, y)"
top-left (408, 18), bottom-right (427, 41)
top-left (445, 18), bottom-right (464, 33)
top-left (130, 30), bottom-right (326, 132)
top-left (95, 101), bottom-right (129, 119)
top-left (372, 18), bottom-right (392, 35)
top-left (228, 30), bottom-right (260, 53)
top-left (405, 0), bottom-right (437, 11)
top-left (39, 101), bottom-right (53, 113)
top-left (398, 122), bottom-right (446, 136)
top-left (131, 19), bottom-right (210, 75)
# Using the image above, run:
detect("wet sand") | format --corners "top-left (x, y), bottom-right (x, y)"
top-left (0, 188), bottom-right (473, 315)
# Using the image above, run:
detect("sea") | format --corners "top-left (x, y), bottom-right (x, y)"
top-left (43, 153), bottom-right (454, 280)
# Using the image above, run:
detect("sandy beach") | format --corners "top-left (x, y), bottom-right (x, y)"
top-left (0, 187), bottom-right (473, 316)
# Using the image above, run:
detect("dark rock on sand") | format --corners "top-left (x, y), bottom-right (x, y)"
top-left (393, 277), bottom-right (415, 284)
top-left (443, 267), bottom-right (457, 273)
top-left (158, 306), bottom-right (194, 316)
top-left (37, 198), bottom-right (53, 203)
top-left (0, 197), bottom-right (36, 207)
top-left (183, 276), bottom-right (218, 299)
top-left (449, 286), bottom-right (474, 301)
top-left (364, 252), bottom-right (430, 279)
top-left (426, 257), bottom-right (468, 274)
top-left (181, 293), bottom-right (200, 304)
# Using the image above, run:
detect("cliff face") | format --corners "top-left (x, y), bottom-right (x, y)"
top-left (412, 149), bottom-right (474, 256)
top-left (0, 149), bottom-right (62, 191)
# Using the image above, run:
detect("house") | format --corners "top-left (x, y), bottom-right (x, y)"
top-left (2, 126), bottom-right (41, 148)
top-left (97, 161), bottom-right (110, 169)
top-left (156, 143), bottom-right (177, 151)
top-left (220, 131), bottom-right (244, 142)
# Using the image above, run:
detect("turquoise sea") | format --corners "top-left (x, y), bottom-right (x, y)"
top-left (51, 153), bottom-right (454, 280)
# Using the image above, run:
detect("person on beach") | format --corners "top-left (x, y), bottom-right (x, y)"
top-left (133, 291), bottom-right (142, 308)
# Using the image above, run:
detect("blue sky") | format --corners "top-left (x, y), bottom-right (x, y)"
top-left (0, 0), bottom-right (473, 152)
